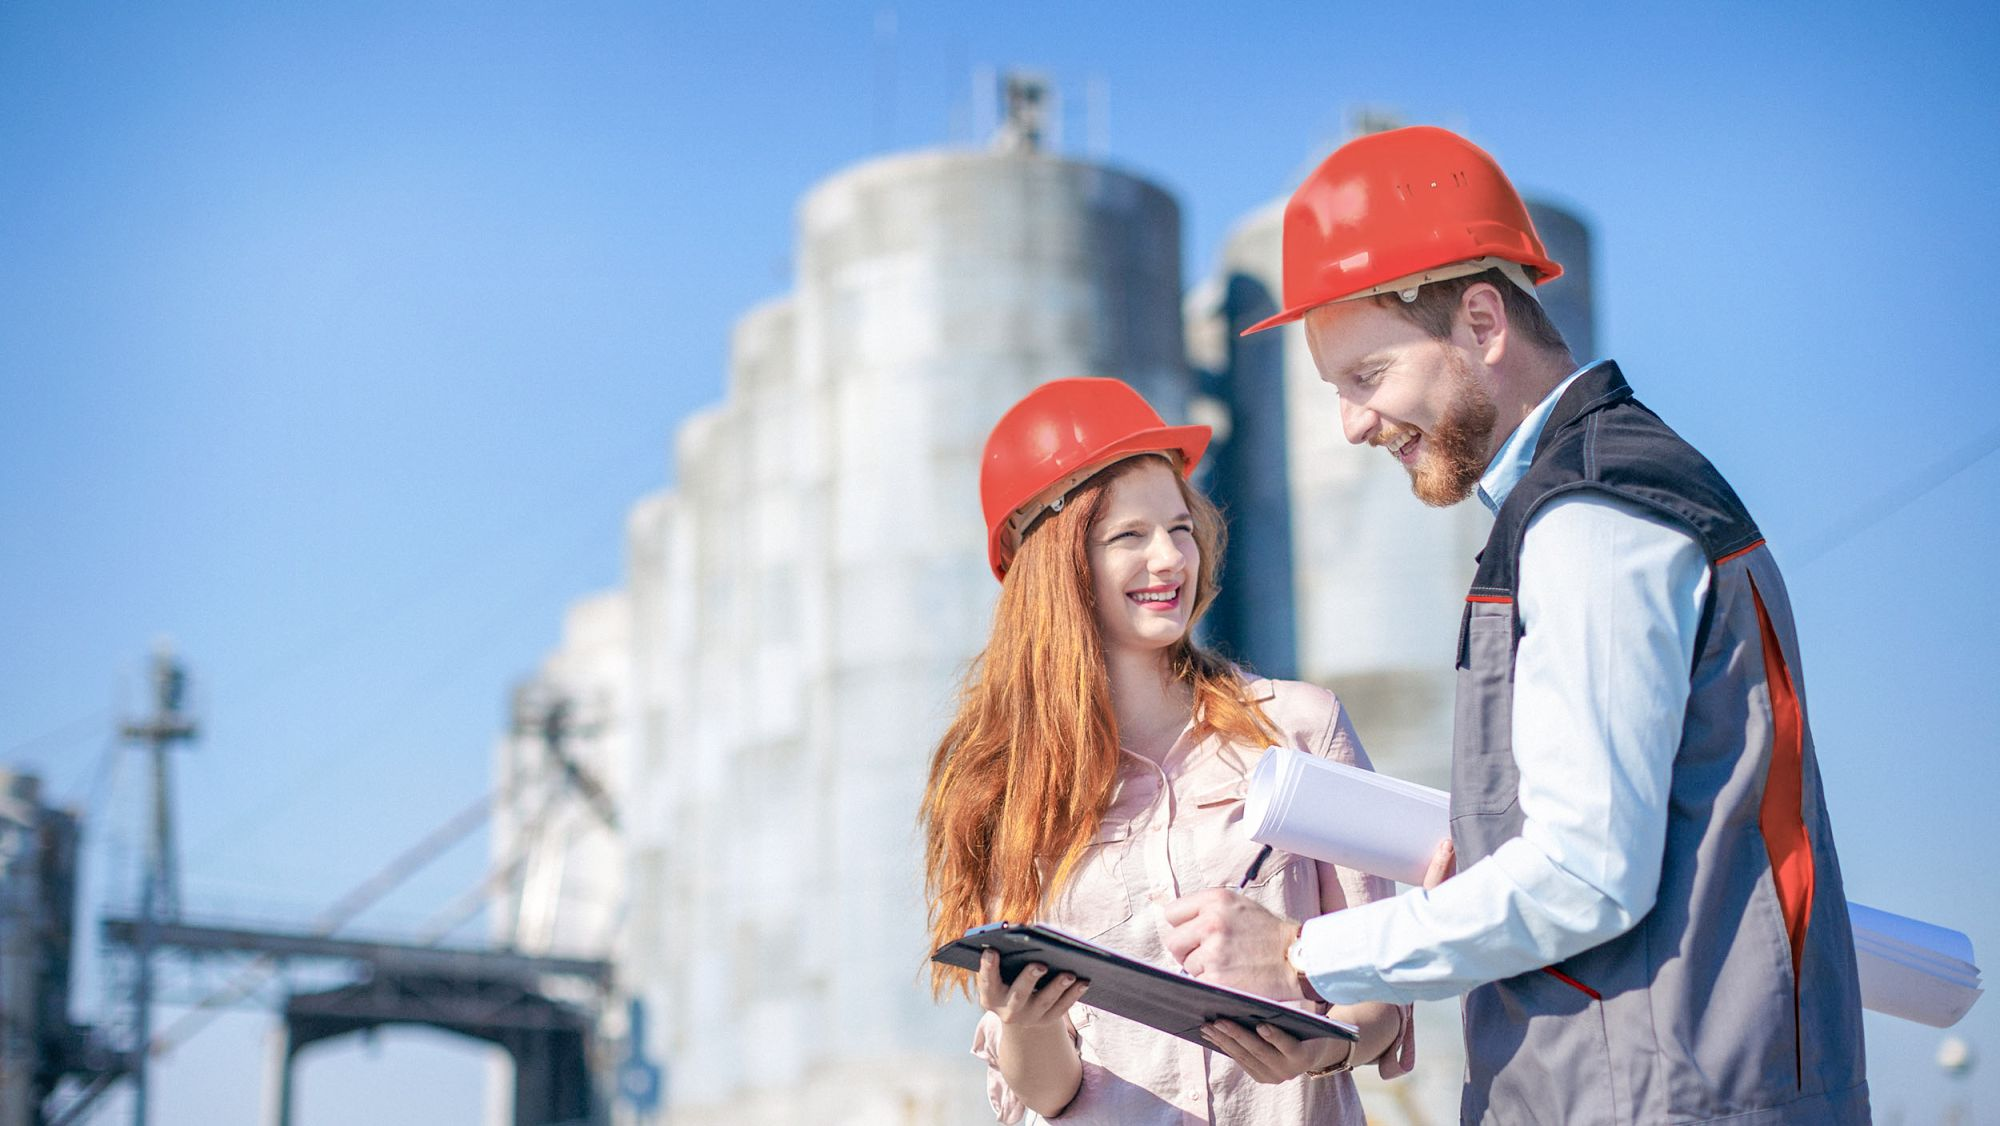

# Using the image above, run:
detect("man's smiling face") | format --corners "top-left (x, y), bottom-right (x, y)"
top-left (1302, 296), bottom-right (1500, 508)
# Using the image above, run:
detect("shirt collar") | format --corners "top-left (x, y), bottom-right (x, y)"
top-left (1476, 361), bottom-right (1602, 513)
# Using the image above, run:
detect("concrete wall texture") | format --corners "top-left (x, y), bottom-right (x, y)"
top-left (493, 139), bottom-right (1593, 1125)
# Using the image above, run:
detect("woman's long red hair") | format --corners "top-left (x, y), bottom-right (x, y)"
top-left (920, 457), bottom-right (1277, 997)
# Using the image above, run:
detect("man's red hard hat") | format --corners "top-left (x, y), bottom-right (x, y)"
top-left (1242, 125), bottom-right (1562, 335)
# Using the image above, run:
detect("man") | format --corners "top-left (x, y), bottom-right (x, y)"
top-left (1162, 126), bottom-right (1869, 1122)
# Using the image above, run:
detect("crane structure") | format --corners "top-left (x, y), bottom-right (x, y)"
top-left (14, 653), bottom-right (623, 1126)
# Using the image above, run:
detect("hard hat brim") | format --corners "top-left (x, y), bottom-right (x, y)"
top-left (1239, 305), bottom-right (1309, 337)
top-left (1237, 255), bottom-right (1562, 338)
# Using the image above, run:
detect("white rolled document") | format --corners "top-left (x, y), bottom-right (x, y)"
top-left (1245, 745), bottom-right (1982, 1028)
top-left (1849, 903), bottom-right (1984, 1028)
top-left (1244, 743), bottom-right (1448, 887)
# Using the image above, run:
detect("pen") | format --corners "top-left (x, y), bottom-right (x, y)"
top-left (1236, 843), bottom-right (1274, 889)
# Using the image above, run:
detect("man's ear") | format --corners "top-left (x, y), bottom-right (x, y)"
top-left (1458, 282), bottom-right (1508, 366)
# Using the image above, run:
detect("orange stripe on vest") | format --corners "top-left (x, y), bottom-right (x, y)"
top-left (1751, 576), bottom-right (1814, 1086)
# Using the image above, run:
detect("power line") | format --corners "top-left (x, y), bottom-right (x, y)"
top-left (178, 517), bottom-right (615, 873)
top-left (1, 708), bottom-right (112, 761)
top-left (1796, 421), bottom-right (2000, 565)
top-left (132, 418), bottom-right (665, 843)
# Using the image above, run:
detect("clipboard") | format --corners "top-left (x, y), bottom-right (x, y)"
top-left (931, 922), bottom-right (1357, 1047)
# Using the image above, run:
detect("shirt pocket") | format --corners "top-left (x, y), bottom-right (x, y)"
top-left (1189, 781), bottom-right (1286, 892)
top-left (1043, 821), bottom-right (1138, 941)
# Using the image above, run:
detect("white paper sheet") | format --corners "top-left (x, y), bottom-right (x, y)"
top-left (1244, 745), bottom-right (1983, 1028)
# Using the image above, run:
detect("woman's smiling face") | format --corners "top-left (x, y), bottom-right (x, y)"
top-left (1088, 458), bottom-right (1198, 657)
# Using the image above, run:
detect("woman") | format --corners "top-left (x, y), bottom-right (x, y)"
top-left (921, 378), bottom-right (1414, 1124)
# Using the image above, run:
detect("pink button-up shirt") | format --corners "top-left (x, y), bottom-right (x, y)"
top-left (971, 677), bottom-right (1416, 1124)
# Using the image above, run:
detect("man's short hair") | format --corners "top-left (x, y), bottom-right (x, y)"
top-left (1376, 267), bottom-right (1572, 359)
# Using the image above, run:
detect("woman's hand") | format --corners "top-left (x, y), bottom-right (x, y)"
top-left (977, 950), bottom-right (1089, 1117)
top-left (1200, 1020), bottom-right (1351, 1083)
top-left (976, 949), bottom-right (1089, 1030)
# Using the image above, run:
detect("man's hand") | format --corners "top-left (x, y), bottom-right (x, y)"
top-left (1160, 888), bottom-right (1303, 1000)
top-left (1424, 837), bottom-right (1456, 890)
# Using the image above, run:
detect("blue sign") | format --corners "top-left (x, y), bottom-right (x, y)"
top-left (617, 997), bottom-right (665, 1113)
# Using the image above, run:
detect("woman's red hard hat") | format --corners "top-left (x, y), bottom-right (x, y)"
top-left (980, 378), bottom-right (1209, 581)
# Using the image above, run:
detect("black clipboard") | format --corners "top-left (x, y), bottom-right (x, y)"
top-left (931, 922), bottom-right (1357, 1047)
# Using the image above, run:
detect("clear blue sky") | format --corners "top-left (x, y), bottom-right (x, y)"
top-left (4, 3), bottom-right (1996, 1122)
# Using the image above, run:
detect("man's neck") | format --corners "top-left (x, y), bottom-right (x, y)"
top-left (1486, 349), bottom-right (1577, 462)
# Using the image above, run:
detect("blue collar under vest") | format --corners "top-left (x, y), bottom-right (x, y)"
top-left (1477, 360), bottom-right (1617, 514)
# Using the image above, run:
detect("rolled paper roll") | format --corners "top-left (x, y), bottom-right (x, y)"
top-left (1244, 745), bottom-right (1448, 888)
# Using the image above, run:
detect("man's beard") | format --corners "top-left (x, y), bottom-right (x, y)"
top-left (1382, 351), bottom-right (1498, 507)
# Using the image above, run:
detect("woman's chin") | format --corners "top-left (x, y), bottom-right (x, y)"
top-left (1107, 622), bottom-right (1189, 655)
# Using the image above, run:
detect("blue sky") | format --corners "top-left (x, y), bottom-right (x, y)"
top-left (4, 3), bottom-right (1997, 1122)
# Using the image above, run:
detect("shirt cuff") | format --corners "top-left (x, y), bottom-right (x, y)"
top-left (1292, 898), bottom-right (1407, 1005)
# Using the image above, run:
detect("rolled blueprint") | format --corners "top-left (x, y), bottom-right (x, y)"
top-left (1244, 744), bottom-right (1448, 888)
top-left (1850, 903), bottom-right (1984, 1028)
top-left (1245, 745), bottom-right (1983, 1028)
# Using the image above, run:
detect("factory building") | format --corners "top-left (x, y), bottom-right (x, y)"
top-left (493, 92), bottom-right (1594, 1125)
top-left (0, 771), bottom-right (85, 1126)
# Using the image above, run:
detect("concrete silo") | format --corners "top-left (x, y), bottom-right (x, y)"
top-left (575, 117), bottom-right (1189, 1123)
top-left (1527, 200), bottom-right (1597, 364)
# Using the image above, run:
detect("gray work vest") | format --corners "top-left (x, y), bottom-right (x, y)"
top-left (1452, 362), bottom-right (1869, 1124)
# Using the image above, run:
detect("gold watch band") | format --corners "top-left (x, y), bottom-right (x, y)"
top-left (1305, 1037), bottom-right (1356, 1077)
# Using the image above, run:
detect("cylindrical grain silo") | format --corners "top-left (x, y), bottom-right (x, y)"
top-left (781, 145), bottom-right (1184, 1122)
top-left (1526, 199), bottom-right (1597, 363)
top-left (590, 143), bottom-right (1188, 1123)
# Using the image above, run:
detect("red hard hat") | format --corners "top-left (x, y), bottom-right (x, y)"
top-left (1241, 126), bottom-right (1562, 336)
top-left (980, 378), bottom-right (1210, 581)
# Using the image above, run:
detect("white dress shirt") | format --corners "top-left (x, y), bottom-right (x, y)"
top-left (1293, 365), bottom-right (1715, 1003)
